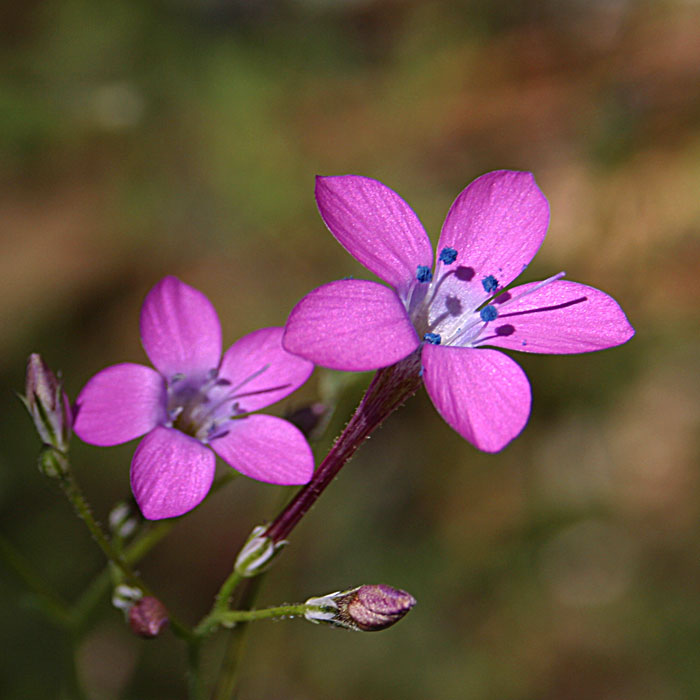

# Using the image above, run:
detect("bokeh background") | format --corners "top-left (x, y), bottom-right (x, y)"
top-left (2, 0), bottom-right (699, 698)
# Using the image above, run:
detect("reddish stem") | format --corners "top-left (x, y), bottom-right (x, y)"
top-left (265, 350), bottom-right (423, 544)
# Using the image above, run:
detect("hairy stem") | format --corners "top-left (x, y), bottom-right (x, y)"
top-left (58, 470), bottom-right (193, 641)
top-left (216, 602), bottom-right (327, 626)
top-left (265, 350), bottom-right (422, 543)
top-left (71, 471), bottom-right (238, 629)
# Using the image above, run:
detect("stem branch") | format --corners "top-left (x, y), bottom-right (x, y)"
top-left (58, 470), bottom-right (193, 640)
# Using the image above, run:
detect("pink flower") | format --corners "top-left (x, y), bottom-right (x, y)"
top-left (74, 276), bottom-right (315, 520)
top-left (284, 171), bottom-right (634, 452)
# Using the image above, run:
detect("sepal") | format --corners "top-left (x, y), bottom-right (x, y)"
top-left (234, 524), bottom-right (287, 578)
top-left (37, 446), bottom-right (69, 479)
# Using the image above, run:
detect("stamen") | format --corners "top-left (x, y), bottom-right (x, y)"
top-left (499, 271), bottom-right (566, 307)
top-left (416, 265), bottom-right (433, 283)
top-left (481, 275), bottom-right (499, 294)
top-left (423, 332), bottom-right (441, 345)
top-left (479, 305), bottom-right (498, 322)
top-left (227, 364), bottom-right (271, 397)
top-left (439, 247), bottom-right (458, 264)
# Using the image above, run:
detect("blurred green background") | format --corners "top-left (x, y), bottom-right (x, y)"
top-left (1, 0), bottom-right (699, 698)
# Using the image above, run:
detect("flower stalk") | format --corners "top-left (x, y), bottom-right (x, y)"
top-left (265, 349), bottom-right (423, 544)
top-left (200, 597), bottom-right (413, 633)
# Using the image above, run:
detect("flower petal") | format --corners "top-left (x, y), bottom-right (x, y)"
top-left (283, 279), bottom-right (420, 371)
top-left (73, 363), bottom-right (167, 446)
top-left (211, 414), bottom-right (314, 485)
top-left (480, 280), bottom-right (635, 354)
top-left (315, 175), bottom-right (433, 296)
top-left (131, 426), bottom-right (215, 520)
top-left (218, 327), bottom-right (314, 412)
top-left (422, 345), bottom-right (531, 452)
top-left (437, 171), bottom-right (550, 294)
top-left (139, 276), bottom-right (222, 379)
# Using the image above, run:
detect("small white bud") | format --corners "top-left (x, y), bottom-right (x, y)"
top-left (234, 525), bottom-right (287, 578)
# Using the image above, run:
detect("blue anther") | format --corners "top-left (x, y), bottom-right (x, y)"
top-left (416, 265), bottom-right (433, 283)
top-left (479, 305), bottom-right (498, 322)
top-left (481, 275), bottom-right (499, 293)
top-left (423, 332), bottom-right (442, 345)
top-left (521, 340), bottom-right (528, 346)
top-left (439, 247), bottom-right (458, 264)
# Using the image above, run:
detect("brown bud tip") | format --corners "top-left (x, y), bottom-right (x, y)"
top-left (346, 584), bottom-right (417, 631)
top-left (285, 402), bottom-right (329, 439)
top-left (128, 596), bottom-right (169, 638)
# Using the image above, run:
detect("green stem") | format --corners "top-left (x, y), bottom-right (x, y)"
top-left (59, 471), bottom-right (145, 589)
top-left (211, 576), bottom-right (263, 700)
top-left (58, 470), bottom-right (194, 641)
top-left (194, 571), bottom-right (244, 637)
top-left (0, 532), bottom-right (74, 629)
top-left (71, 470), bottom-right (239, 627)
top-left (216, 603), bottom-right (326, 626)
top-left (71, 519), bottom-right (179, 628)
top-left (187, 638), bottom-right (206, 700)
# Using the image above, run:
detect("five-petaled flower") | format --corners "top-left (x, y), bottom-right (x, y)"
top-left (73, 276), bottom-right (315, 520)
top-left (284, 170), bottom-right (635, 452)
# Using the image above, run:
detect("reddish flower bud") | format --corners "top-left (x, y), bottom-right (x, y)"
top-left (305, 584), bottom-right (416, 632)
top-left (128, 596), bottom-right (169, 638)
top-left (347, 584), bottom-right (417, 631)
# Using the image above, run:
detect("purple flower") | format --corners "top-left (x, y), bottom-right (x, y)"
top-left (73, 276), bottom-right (315, 520)
top-left (284, 171), bottom-right (634, 452)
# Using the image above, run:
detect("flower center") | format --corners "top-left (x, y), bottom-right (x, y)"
top-left (165, 363), bottom-right (274, 442)
top-left (407, 247), bottom-right (565, 348)
top-left (166, 370), bottom-right (240, 443)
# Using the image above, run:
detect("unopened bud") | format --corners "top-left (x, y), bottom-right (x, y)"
top-left (21, 354), bottom-right (72, 453)
top-left (112, 584), bottom-right (142, 611)
top-left (234, 525), bottom-right (287, 578)
top-left (128, 596), bottom-right (169, 638)
top-left (305, 584), bottom-right (416, 632)
top-left (285, 402), bottom-right (330, 440)
top-left (108, 501), bottom-right (139, 539)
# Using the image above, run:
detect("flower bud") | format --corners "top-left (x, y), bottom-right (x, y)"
top-left (285, 402), bottom-right (330, 440)
top-left (128, 596), bottom-right (169, 639)
top-left (234, 524), bottom-right (287, 578)
top-left (112, 584), bottom-right (143, 611)
top-left (108, 501), bottom-right (139, 539)
top-left (305, 584), bottom-right (416, 632)
top-left (21, 354), bottom-right (72, 453)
